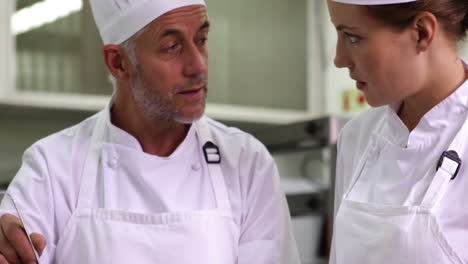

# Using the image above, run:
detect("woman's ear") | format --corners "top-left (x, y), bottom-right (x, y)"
top-left (412, 11), bottom-right (438, 52)
top-left (102, 45), bottom-right (132, 81)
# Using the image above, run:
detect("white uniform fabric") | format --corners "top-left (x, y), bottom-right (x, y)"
top-left (332, 0), bottom-right (417, 5)
top-left (89, 0), bottom-right (206, 44)
top-left (0, 102), bottom-right (300, 263)
top-left (334, 115), bottom-right (465, 263)
top-left (330, 64), bottom-right (468, 263)
top-left (54, 107), bottom-right (239, 263)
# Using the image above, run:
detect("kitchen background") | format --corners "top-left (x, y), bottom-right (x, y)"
top-left (0, 1), bottom-right (467, 263)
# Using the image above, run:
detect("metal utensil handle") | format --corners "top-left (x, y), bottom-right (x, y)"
top-left (0, 191), bottom-right (41, 263)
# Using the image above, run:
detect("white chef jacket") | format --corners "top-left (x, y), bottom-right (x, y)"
top-left (0, 103), bottom-right (300, 264)
top-left (330, 66), bottom-right (468, 263)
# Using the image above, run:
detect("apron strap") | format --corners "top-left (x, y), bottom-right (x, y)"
top-left (421, 124), bottom-right (467, 209)
top-left (194, 117), bottom-right (232, 215)
top-left (420, 158), bottom-right (458, 208)
top-left (77, 107), bottom-right (108, 209)
top-left (344, 108), bottom-right (467, 209)
top-left (77, 109), bottom-right (232, 216)
top-left (343, 116), bottom-right (387, 198)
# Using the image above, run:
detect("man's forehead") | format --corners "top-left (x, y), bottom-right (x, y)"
top-left (148, 5), bottom-right (208, 37)
top-left (155, 5), bottom-right (207, 26)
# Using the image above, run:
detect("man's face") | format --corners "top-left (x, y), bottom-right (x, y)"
top-left (130, 5), bottom-right (209, 124)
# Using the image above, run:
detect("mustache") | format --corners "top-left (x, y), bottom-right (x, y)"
top-left (174, 76), bottom-right (208, 93)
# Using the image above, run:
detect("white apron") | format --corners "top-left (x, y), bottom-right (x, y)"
top-left (53, 109), bottom-right (240, 263)
top-left (334, 116), bottom-right (467, 264)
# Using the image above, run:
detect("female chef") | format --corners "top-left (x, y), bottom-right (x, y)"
top-left (327, 0), bottom-right (468, 263)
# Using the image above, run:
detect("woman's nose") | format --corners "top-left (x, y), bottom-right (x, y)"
top-left (334, 41), bottom-right (352, 69)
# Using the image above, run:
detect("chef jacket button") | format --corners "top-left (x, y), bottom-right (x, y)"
top-left (369, 146), bottom-right (380, 160)
top-left (108, 157), bottom-right (118, 169)
top-left (374, 148), bottom-right (381, 159)
top-left (191, 163), bottom-right (201, 171)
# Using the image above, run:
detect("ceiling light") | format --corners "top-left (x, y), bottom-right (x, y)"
top-left (12, 0), bottom-right (83, 35)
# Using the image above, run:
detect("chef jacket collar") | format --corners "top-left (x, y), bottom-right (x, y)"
top-left (104, 96), bottom-right (198, 158)
top-left (384, 60), bottom-right (468, 147)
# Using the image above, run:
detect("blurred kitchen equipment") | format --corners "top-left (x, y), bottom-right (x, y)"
top-left (254, 116), bottom-right (348, 264)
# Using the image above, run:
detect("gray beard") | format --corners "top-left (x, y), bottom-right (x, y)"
top-left (130, 67), bottom-right (206, 124)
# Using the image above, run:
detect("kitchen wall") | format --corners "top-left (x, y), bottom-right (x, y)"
top-left (0, 106), bottom-right (94, 184)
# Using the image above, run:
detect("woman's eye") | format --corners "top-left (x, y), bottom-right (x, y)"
top-left (344, 32), bottom-right (360, 44)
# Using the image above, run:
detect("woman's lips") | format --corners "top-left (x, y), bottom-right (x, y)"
top-left (356, 81), bottom-right (367, 90)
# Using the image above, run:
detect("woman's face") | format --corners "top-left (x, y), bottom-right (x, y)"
top-left (327, 1), bottom-right (425, 107)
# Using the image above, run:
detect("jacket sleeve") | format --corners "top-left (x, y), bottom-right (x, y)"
top-left (0, 146), bottom-right (57, 263)
top-left (237, 142), bottom-right (301, 264)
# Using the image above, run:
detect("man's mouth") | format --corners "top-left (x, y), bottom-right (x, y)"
top-left (179, 87), bottom-right (203, 94)
top-left (177, 86), bottom-right (206, 100)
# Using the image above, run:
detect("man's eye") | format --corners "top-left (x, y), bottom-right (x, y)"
top-left (344, 32), bottom-right (360, 44)
top-left (198, 37), bottom-right (208, 45)
top-left (167, 43), bottom-right (179, 51)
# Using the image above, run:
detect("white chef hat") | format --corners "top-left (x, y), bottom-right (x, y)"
top-left (89, 0), bottom-right (207, 45)
top-left (332, 0), bottom-right (418, 5)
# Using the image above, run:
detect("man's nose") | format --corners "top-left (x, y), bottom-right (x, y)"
top-left (183, 44), bottom-right (207, 77)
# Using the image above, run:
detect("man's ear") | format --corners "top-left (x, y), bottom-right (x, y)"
top-left (411, 11), bottom-right (438, 53)
top-left (103, 45), bottom-right (132, 81)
